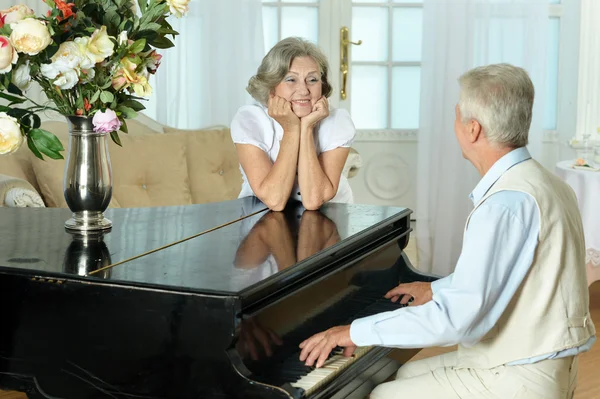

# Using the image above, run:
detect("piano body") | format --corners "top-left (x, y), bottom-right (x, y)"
top-left (0, 199), bottom-right (436, 399)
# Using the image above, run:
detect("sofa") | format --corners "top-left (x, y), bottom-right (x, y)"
top-left (0, 113), bottom-right (362, 208)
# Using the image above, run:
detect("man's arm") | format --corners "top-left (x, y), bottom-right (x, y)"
top-left (350, 192), bottom-right (539, 348)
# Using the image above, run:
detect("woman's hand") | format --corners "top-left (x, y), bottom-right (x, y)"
top-left (301, 96), bottom-right (329, 130)
top-left (268, 94), bottom-right (300, 131)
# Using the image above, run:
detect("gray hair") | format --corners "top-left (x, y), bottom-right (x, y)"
top-left (458, 63), bottom-right (534, 148)
top-left (247, 37), bottom-right (333, 105)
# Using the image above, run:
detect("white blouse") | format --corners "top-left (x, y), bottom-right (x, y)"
top-left (230, 104), bottom-right (356, 204)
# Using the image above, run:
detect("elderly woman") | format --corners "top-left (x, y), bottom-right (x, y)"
top-left (231, 37), bottom-right (356, 211)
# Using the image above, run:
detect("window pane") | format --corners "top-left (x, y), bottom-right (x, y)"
top-left (283, 0), bottom-right (318, 2)
top-left (392, 8), bottom-right (422, 62)
top-left (262, 6), bottom-right (278, 53)
top-left (352, 7), bottom-right (389, 62)
top-left (548, 0), bottom-right (560, 3)
top-left (392, 67), bottom-right (420, 129)
top-left (281, 7), bottom-right (319, 44)
top-left (351, 66), bottom-right (388, 129)
top-left (262, 0), bottom-right (276, 2)
top-left (354, 0), bottom-right (386, 3)
top-left (393, 0), bottom-right (423, 3)
top-left (545, 17), bottom-right (560, 130)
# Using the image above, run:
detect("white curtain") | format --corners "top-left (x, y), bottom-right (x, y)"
top-left (416, 0), bottom-right (548, 276)
top-left (145, 0), bottom-right (264, 129)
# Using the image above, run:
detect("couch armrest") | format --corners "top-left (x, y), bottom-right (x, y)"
top-left (343, 148), bottom-right (363, 179)
top-left (0, 174), bottom-right (45, 208)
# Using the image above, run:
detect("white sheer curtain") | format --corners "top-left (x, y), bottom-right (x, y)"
top-left (416, 0), bottom-right (548, 276)
top-left (144, 0), bottom-right (264, 129)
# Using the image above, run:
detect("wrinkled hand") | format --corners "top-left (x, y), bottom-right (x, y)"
top-left (236, 318), bottom-right (283, 361)
top-left (299, 325), bottom-right (356, 368)
top-left (268, 94), bottom-right (300, 131)
top-left (301, 96), bottom-right (329, 130)
top-left (385, 282), bottom-right (433, 306)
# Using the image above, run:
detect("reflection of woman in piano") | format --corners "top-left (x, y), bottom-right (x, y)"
top-left (234, 207), bottom-right (341, 274)
top-left (231, 37), bottom-right (356, 211)
top-left (234, 206), bottom-right (341, 361)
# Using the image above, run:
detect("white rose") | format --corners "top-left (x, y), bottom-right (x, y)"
top-left (52, 41), bottom-right (85, 69)
top-left (0, 36), bottom-right (17, 74)
top-left (53, 69), bottom-right (78, 90)
top-left (118, 31), bottom-right (128, 46)
top-left (166, 0), bottom-right (190, 17)
top-left (10, 18), bottom-right (52, 56)
top-left (12, 61), bottom-right (30, 90)
top-left (72, 37), bottom-right (96, 69)
top-left (86, 26), bottom-right (114, 63)
top-left (0, 112), bottom-right (23, 155)
top-left (1, 5), bottom-right (34, 25)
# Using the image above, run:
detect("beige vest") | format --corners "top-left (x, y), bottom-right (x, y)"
top-left (456, 159), bottom-right (595, 369)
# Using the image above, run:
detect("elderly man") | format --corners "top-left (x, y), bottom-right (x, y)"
top-left (298, 63), bottom-right (596, 398)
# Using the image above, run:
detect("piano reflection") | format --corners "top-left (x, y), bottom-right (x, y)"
top-left (0, 199), bottom-right (436, 399)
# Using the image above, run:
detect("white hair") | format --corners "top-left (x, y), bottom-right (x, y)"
top-left (458, 63), bottom-right (534, 148)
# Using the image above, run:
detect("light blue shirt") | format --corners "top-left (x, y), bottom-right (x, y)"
top-left (350, 147), bottom-right (595, 364)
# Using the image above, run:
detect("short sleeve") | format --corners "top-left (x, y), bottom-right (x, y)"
top-left (318, 108), bottom-right (356, 153)
top-left (230, 105), bottom-right (274, 153)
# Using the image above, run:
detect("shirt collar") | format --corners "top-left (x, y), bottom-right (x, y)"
top-left (469, 147), bottom-right (532, 205)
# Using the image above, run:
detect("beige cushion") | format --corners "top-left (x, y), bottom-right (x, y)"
top-left (108, 133), bottom-right (192, 208)
top-left (0, 145), bottom-right (39, 193)
top-left (164, 126), bottom-right (242, 204)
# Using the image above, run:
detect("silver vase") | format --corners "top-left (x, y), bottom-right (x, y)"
top-left (63, 115), bottom-right (113, 231)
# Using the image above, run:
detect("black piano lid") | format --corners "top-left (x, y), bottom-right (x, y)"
top-left (0, 199), bottom-right (411, 302)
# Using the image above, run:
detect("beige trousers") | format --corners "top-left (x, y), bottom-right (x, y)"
top-left (370, 352), bottom-right (578, 399)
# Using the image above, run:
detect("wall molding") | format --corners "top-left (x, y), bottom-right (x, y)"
top-left (356, 130), bottom-right (558, 143)
top-left (355, 130), bottom-right (418, 142)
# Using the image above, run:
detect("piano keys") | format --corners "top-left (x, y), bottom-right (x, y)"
top-left (0, 198), bottom-right (436, 399)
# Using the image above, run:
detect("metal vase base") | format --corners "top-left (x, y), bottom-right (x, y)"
top-left (65, 211), bottom-right (112, 232)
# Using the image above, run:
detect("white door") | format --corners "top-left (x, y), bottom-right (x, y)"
top-left (261, 0), bottom-right (423, 211)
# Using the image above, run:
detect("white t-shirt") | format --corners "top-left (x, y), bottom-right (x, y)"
top-left (230, 104), bottom-right (356, 204)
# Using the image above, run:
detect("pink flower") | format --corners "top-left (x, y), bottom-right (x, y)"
top-left (92, 109), bottom-right (122, 133)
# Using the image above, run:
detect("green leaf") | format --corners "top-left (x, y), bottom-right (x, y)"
top-left (90, 90), bottom-right (101, 103)
top-left (0, 92), bottom-right (26, 104)
top-left (29, 129), bottom-right (65, 160)
top-left (149, 36), bottom-right (174, 49)
top-left (119, 120), bottom-right (129, 134)
top-left (31, 114), bottom-right (41, 129)
top-left (7, 83), bottom-right (23, 96)
top-left (100, 91), bottom-right (115, 104)
top-left (121, 99), bottom-right (146, 112)
top-left (129, 38), bottom-right (146, 54)
top-left (117, 105), bottom-right (137, 119)
top-left (137, 0), bottom-right (147, 13)
top-left (27, 135), bottom-right (44, 161)
top-left (7, 108), bottom-right (28, 119)
top-left (110, 130), bottom-right (123, 146)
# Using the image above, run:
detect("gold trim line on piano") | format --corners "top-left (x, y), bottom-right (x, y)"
top-left (88, 207), bottom-right (269, 276)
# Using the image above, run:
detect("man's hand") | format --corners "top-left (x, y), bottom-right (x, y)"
top-left (385, 282), bottom-right (433, 306)
top-left (299, 325), bottom-right (356, 368)
top-left (300, 96), bottom-right (329, 130)
top-left (268, 94), bottom-right (300, 131)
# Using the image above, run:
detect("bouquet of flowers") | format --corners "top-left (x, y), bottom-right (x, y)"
top-left (0, 0), bottom-right (189, 159)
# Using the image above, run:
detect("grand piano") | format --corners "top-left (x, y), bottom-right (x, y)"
top-left (0, 198), bottom-right (436, 399)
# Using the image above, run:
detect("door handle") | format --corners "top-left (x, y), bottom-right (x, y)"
top-left (340, 26), bottom-right (362, 100)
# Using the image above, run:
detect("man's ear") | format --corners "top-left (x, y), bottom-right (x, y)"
top-left (469, 120), bottom-right (483, 143)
